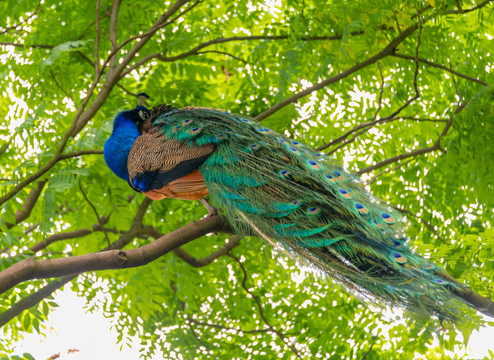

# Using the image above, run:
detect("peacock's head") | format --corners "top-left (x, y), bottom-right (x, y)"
top-left (122, 105), bottom-right (150, 123)
top-left (117, 93), bottom-right (151, 123)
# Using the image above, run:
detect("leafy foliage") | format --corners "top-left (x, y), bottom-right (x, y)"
top-left (0, 0), bottom-right (493, 358)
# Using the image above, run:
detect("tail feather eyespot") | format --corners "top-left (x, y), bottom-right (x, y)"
top-left (391, 251), bottom-right (407, 264)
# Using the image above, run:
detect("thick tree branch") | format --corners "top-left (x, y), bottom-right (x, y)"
top-left (0, 215), bottom-right (226, 295)
top-left (108, 0), bottom-right (121, 72)
top-left (0, 198), bottom-right (151, 327)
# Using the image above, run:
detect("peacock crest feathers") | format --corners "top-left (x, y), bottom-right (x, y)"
top-left (143, 105), bottom-right (466, 320)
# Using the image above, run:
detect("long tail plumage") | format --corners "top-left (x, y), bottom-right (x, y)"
top-left (149, 106), bottom-right (467, 320)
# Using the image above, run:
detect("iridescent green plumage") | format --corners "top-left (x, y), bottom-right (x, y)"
top-left (149, 106), bottom-right (467, 320)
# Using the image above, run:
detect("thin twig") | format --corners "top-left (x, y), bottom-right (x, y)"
top-left (391, 205), bottom-right (447, 244)
top-left (196, 50), bottom-right (249, 64)
top-left (444, 0), bottom-right (493, 14)
top-left (373, 61), bottom-right (385, 121)
top-left (58, 149), bottom-right (103, 160)
top-left (360, 341), bottom-right (375, 360)
top-left (109, 0), bottom-right (201, 79)
top-left (319, 117), bottom-right (446, 152)
top-left (357, 116), bottom-right (453, 174)
top-left (227, 254), bottom-right (302, 359)
top-left (116, 83), bottom-right (138, 97)
top-left (49, 71), bottom-right (78, 107)
top-left (392, 54), bottom-right (488, 86)
top-left (365, 159), bottom-right (414, 185)
top-left (120, 32), bottom-right (364, 78)
top-left (0, 138), bottom-right (13, 157)
top-left (78, 180), bottom-right (111, 247)
top-left (188, 318), bottom-right (271, 334)
top-left (0, 0), bottom-right (41, 35)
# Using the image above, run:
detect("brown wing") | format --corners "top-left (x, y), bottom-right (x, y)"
top-left (128, 128), bottom-right (215, 200)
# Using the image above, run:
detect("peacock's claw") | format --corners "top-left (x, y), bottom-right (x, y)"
top-left (200, 198), bottom-right (218, 217)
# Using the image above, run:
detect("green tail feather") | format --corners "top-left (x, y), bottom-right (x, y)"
top-left (153, 107), bottom-right (469, 320)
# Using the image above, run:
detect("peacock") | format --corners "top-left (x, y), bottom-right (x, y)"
top-left (104, 93), bottom-right (475, 321)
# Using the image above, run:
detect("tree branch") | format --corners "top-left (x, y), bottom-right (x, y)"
top-left (141, 226), bottom-right (240, 267)
top-left (109, 0), bottom-right (199, 79)
top-left (0, 1), bottom-right (195, 209)
top-left (392, 205), bottom-right (447, 244)
top-left (0, 274), bottom-right (77, 328)
top-left (109, 0), bottom-right (120, 48)
top-left (58, 149), bottom-right (103, 160)
top-left (4, 180), bottom-right (48, 230)
top-left (29, 223), bottom-right (121, 253)
top-left (254, 23), bottom-right (419, 121)
top-left (359, 341), bottom-right (375, 360)
top-left (173, 235), bottom-right (242, 267)
top-left (120, 32), bottom-right (363, 79)
top-left (78, 180), bottom-right (111, 246)
top-left (357, 116), bottom-right (453, 174)
top-left (0, 138), bottom-right (13, 157)
top-left (444, 0), bottom-right (493, 14)
top-left (187, 318), bottom-right (271, 334)
top-left (365, 159), bottom-right (414, 185)
top-left (115, 83), bottom-right (139, 97)
top-left (94, 0), bottom-right (102, 75)
top-left (197, 50), bottom-right (249, 64)
top-left (392, 54), bottom-right (488, 86)
top-left (358, 61), bottom-right (477, 175)
top-left (228, 254), bottom-right (302, 359)
top-left (49, 71), bottom-right (78, 107)
top-left (0, 1), bottom-right (41, 35)
top-left (0, 197), bottom-right (152, 327)
top-left (0, 215), bottom-right (226, 296)
top-left (0, 42), bottom-right (53, 49)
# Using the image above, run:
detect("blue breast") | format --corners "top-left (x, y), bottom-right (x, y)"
top-left (104, 113), bottom-right (142, 182)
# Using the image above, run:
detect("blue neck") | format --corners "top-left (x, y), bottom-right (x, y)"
top-left (104, 111), bottom-right (143, 182)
